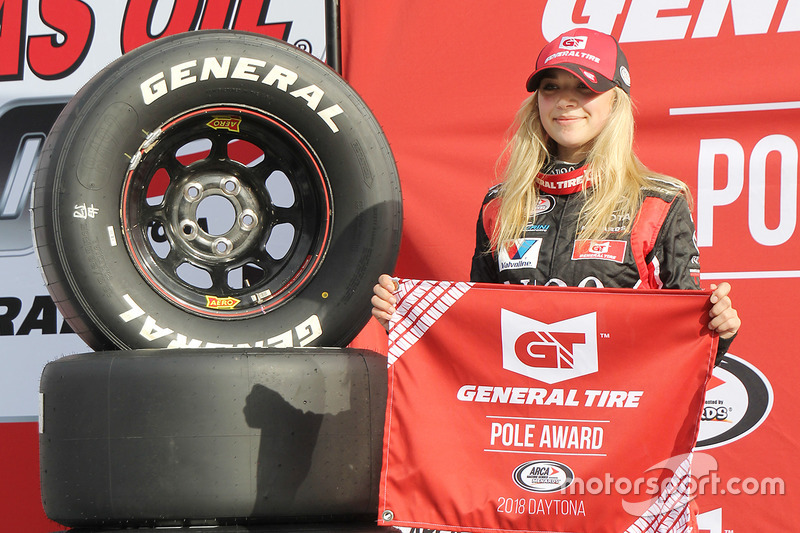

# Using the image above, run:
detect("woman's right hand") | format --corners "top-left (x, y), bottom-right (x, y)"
top-left (371, 274), bottom-right (399, 332)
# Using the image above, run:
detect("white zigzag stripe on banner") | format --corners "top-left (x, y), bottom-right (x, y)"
top-left (387, 280), bottom-right (473, 366)
top-left (625, 453), bottom-right (694, 533)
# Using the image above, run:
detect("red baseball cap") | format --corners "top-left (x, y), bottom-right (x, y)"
top-left (526, 28), bottom-right (631, 94)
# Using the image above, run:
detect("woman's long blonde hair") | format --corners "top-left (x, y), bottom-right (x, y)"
top-left (490, 88), bottom-right (690, 252)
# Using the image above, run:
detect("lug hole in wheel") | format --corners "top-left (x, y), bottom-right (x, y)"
top-left (184, 183), bottom-right (203, 201)
top-left (180, 220), bottom-right (197, 240)
top-left (213, 238), bottom-right (233, 256)
top-left (240, 209), bottom-right (257, 231)
top-left (222, 177), bottom-right (240, 195)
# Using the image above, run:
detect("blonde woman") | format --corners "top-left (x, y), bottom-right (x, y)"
top-left (372, 28), bottom-right (740, 359)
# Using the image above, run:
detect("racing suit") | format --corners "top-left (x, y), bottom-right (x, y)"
top-left (470, 160), bottom-right (734, 361)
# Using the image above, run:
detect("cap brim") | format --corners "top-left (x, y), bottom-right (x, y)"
top-left (526, 65), bottom-right (615, 93)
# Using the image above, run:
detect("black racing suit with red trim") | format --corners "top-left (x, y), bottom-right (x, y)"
top-left (470, 162), bottom-right (734, 362)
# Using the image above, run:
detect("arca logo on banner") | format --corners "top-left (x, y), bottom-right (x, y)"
top-left (542, 0), bottom-right (800, 43)
top-left (513, 460), bottom-right (576, 493)
top-left (501, 309), bottom-right (598, 384)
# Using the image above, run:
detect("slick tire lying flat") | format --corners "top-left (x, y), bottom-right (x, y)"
top-left (32, 30), bottom-right (402, 350)
top-left (39, 348), bottom-right (388, 528)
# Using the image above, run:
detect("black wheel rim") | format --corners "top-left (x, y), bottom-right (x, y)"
top-left (121, 106), bottom-right (332, 318)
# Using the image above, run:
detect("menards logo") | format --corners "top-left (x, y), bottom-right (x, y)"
top-left (205, 295), bottom-right (241, 309)
top-left (207, 116), bottom-right (242, 132)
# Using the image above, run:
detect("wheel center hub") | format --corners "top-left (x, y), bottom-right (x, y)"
top-left (168, 172), bottom-right (262, 262)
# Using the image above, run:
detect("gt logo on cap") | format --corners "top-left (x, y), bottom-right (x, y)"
top-left (560, 36), bottom-right (587, 50)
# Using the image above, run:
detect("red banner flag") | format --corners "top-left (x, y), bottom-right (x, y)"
top-left (378, 280), bottom-right (717, 533)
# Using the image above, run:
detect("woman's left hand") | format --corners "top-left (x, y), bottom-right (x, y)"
top-left (708, 282), bottom-right (741, 339)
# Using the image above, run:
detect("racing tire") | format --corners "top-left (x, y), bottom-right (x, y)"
top-left (39, 348), bottom-right (388, 527)
top-left (32, 30), bottom-right (402, 350)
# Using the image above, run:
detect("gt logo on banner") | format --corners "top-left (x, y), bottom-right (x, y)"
top-left (379, 280), bottom-right (717, 533)
top-left (501, 309), bottom-right (598, 383)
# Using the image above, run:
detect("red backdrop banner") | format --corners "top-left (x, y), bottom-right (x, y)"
top-left (342, 2), bottom-right (795, 530)
top-left (379, 280), bottom-right (717, 532)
